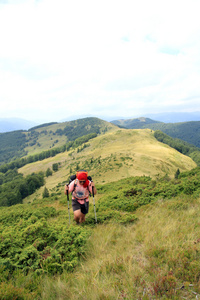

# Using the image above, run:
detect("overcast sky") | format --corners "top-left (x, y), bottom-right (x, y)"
top-left (0, 0), bottom-right (200, 123)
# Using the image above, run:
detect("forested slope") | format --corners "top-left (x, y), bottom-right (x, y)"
top-left (0, 117), bottom-right (116, 164)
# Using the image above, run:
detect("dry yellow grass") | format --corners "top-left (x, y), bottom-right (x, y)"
top-left (19, 128), bottom-right (196, 201)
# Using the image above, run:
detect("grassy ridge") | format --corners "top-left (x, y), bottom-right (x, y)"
top-left (18, 128), bottom-right (196, 204)
top-left (112, 118), bottom-right (200, 148)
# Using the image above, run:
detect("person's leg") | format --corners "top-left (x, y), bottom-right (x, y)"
top-left (72, 200), bottom-right (89, 224)
top-left (79, 201), bottom-right (89, 223)
top-left (79, 214), bottom-right (86, 223)
top-left (73, 209), bottom-right (85, 224)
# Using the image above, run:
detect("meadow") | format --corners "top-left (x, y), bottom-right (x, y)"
top-left (0, 167), bottom-right (200, 299)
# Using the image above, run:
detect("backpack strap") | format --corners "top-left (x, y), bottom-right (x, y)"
top-left (72, 179), bottom-right (78, 193)
top-left (72, 178), bottom-right (91, 196)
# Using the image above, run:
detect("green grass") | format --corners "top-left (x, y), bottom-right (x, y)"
top-left (41, 195), bottom-right (200, 300)
top-left (1, 168), bottom-right (200, 299)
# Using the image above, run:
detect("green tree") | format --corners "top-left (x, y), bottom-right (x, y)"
top-left (43, 187), bottom-right (49, 198)
top-left (175, 168), bottom-right (180, 179)
top-left (52, 163), bottom-right (58, 172)
top-left (46, 168), bottom-right (52, 177)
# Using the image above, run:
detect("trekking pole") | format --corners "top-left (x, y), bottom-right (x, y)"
top-left (67, 189), bottom-right (71, 225)
top-left (92, 186), bottom-right (97, 224)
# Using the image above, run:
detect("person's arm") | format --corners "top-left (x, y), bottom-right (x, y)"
top-left (90, 181), bottom-right (97, 195)
top-left (64, 181), bottom-right (74, 195)
top-left (64, 184), bottom-right (68, 195)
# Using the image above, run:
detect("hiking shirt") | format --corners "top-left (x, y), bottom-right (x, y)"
top-left (68, 179), bottom-right (92, 204)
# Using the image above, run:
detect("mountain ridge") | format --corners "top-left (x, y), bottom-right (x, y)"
top-left (18, 128), bottom-right (196, 196)
top-left (0, 117), bottom-right (117, 165)
top-left (1, 111), bottom-right (200, 133)
top-left (111, 117), bottom-right (200, 148)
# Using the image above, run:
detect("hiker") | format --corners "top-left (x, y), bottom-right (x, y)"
top-left (65, 171), bottom-right (97, 224)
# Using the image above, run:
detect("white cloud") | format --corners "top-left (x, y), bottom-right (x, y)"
top-left (0, 0), bottom-right (200, 122)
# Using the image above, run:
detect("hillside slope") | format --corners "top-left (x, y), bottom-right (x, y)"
top-left (111, 118), bottom-right (200, 148)
top-left (147, 121), bottom-right (200, 148)
top-left (25, 117), bottom-right (116, 156)
top-left (19, 128), bottom-right (196, 201)
top-left (1, 168), bottom-right (200, 299)
top-left (0, 117), bottom-right (117, 164)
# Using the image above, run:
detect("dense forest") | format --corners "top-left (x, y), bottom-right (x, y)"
top-left (0, 170), bottom-right (45, 206)
top-left (147, 121), bottom-right (200, 148)
top-left (0, 131), bottom-right (27, 164)
top-left (154, 130), bottom-right (200, 166)
top-left (54, 117), bottom-right (107, 140)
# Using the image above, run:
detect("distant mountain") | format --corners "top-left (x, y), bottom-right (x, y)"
top-left (143, 112), bottom-right (200, 123)
top-left (61, 112), bottom-right (200, 123)
top-left (111, 117), bottom-right (160, 128)
top-left (60, 114), bottom-right (114, 122)
top-left (0, 118), bottom-right (38, 133)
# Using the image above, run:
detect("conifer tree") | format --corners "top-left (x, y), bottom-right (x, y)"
top-left (43, 186), bottom-right (49, 198)
top-left (175, 168), bottom-right (180, 179)
top-left (46, 168), bottom-right (52, 177)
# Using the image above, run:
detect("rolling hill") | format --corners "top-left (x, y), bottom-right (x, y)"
top-left (111, 117), bottom-right (160, 128)
top-left (111, 118), bottom-right (200, 148)
top-left (0, 117), bottom-right (117, 165)
top-left (1, 117), bottom-right (200, 167)
top-left (18, 128), bottom-right (196, 203)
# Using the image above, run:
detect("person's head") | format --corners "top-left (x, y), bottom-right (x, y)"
top-left (77, 172), bottom-right (89, 187)
top-left (79, 179), bottom-right (86, 186)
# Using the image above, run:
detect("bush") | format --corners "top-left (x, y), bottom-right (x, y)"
top-left (0, 206), bottom-right (91, 276)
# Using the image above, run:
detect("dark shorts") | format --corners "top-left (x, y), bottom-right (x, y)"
top-left (72, 199), bottom-right (89, 215)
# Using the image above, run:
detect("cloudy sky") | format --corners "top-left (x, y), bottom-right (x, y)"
top-left (0, 0), bottom-right (200, 123)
